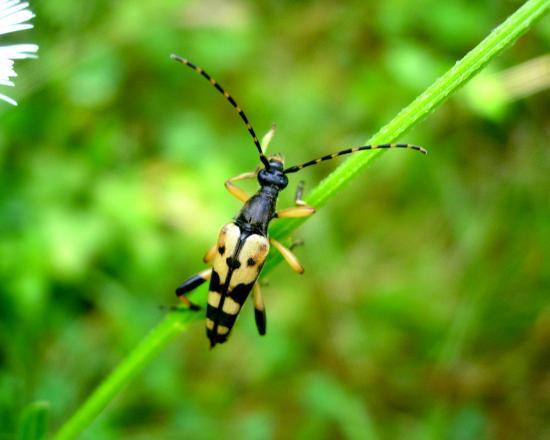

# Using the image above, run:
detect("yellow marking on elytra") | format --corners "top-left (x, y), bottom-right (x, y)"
top-left (229, 234), bottom-right (269, 288)
top-left (222, 296), bottom-right (240, 315)
top-left (208, 291), bottom-right (221, 308)
top-left (213, 223), bottom-right (240, 284)
top-left (206, 318), bottom-right (229, 335)
top-left (217, 325), bottom-right (230, 335)
top-left (210, 225), bottom-right (268, 307)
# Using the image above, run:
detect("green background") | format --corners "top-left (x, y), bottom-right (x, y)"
top-left (1, 0), bottom-right (548, 438)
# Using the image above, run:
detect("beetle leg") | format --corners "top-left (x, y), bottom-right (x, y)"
top-left (294, 180), bottom-right (315, 210)
top-left (275, 180), bottom-right (316, 218)
top-left (224, 171), bottom-right (257, 203)
top-left (203, 244), bottom-right (217, 264)
top-left (294, 180), bottom-right (306, 206)
top-left (252, 282), bottom-right (267, 335)
top-left (275, 206), bottom-right (316, 218)
top-left (290, 238), bottom-right (304, 250)
top-left (270, 238), bottom-right (305, 274)
top-left (175, 268), bottom-right (212, 310)
top-left (261, 124), bottom-right (277, 153)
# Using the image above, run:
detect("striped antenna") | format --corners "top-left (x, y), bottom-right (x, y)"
top-left (284, 143), bottom-right (427, 174)
top-left (171, 54), bottom-right (269, 168)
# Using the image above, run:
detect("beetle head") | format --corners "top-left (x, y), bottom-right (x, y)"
top-left (257, 154), bottom-right (288, 189)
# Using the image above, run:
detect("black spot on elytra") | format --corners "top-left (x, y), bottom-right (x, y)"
top-left (226, 256), bottom-right (241, 269)
top-left (247, 258), bottom-right (256, 266)
top-left (218, 246), bottom-right (225, 255)
top-left (209, 270), bottom-right (221, 293)
top-left (230, 282), bottom-right (255, 304)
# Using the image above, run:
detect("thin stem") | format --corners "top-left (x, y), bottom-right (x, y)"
top-left (53, 1), bottom-right (549, 438)
top-left (54, 313), bottom-right (195, 440)
top-left (267, 0), bottom-right (549, 256)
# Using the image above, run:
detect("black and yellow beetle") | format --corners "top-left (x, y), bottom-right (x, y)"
top-left (171, 55), bottom-right (427, 348)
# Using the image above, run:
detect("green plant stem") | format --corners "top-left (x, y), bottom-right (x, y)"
top-left (53, 1), bottom-right (548, 438)
top-left (54, 313), bottom-right (196, 440)
top-left (266, 0), bottom-right (549, 264)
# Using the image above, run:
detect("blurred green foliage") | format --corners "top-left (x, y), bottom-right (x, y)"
top-left (1, 0), bottom-right (548, 438)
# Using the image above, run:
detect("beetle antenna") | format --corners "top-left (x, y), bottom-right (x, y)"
top-left (261, 124), bottom-right (277, 154)
top-left (284, 143), bottom-right (427, 174)
top-left (171, 54), bottom-right (270, 168)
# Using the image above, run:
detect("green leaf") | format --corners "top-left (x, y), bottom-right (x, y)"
top-left (18, 401), bottom-right (50, 440)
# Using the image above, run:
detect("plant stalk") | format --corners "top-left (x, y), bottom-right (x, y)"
top-left (54, 1), bottom-right (549, 438)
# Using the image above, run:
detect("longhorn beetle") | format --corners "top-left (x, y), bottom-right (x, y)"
top-left (171, 54), bottom-right (427, 348)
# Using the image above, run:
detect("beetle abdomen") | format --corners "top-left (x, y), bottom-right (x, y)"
top-left (206, 222), bottom-right (269, 347)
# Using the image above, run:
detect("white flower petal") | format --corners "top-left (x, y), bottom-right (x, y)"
top-left (0, 91), bottom-right (17, 105)
top-left (0, 23), bottom-right (32, 35)
top-left (0, 11), bottom-right (35, 27)
top-left (0, 2), bottom-right (34, 34)
top-left (0, 1), bottom-right (26, 9)
top-left (0, 43), bottom-right (38, 58)
top-left (0, 0), bottom-right (37, 105)
top-left (1, 3), bottom-right (32, 20)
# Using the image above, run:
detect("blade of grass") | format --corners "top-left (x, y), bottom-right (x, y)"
top-left (18, 401), bottom-right (50, 440)
top-left (53, 1), bottom-right (549, 438)
top-left (54, 312), bottom-right (196, 440)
